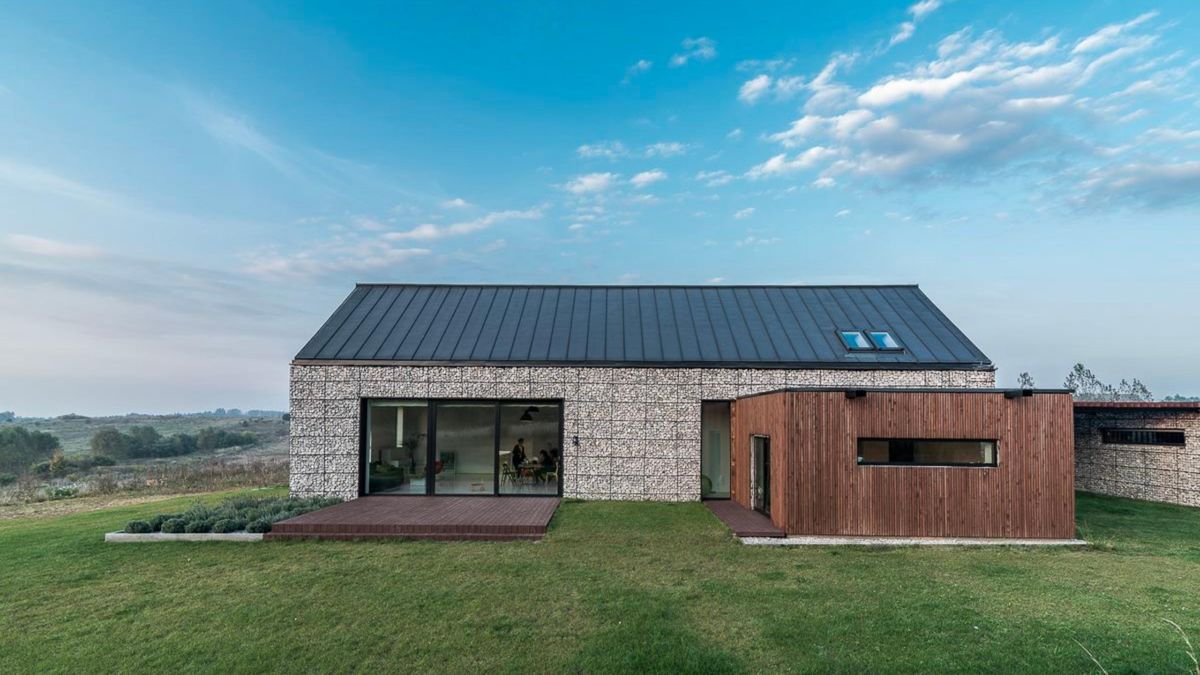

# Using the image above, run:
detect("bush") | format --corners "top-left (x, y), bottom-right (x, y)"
top-left (161, 518), bottom-right (187, 533)
top-left (245, 519), bottom-right (272, 533)
top-left (124, 520), bottom-right (153, 534)
top-left (183, 519), bottom-right (213, 533)
top-left (211, 518), bottom-right (246, 533)
top-left (46, 485), bottom-right (78, 500)
top-left (149, 513), bottom-right (180, 531)
top-left (0, 472), bottom-right (16, 486)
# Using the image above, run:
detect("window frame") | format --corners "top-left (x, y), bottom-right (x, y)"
top-left (856, 437), bottom-right (999, 468)
top-left (866, 330), bottom-right (903, 351)
top-left (1100, 428), bottom-right (1186, 447)
top-left (838, 330), bottom-right (874, 351)
top-left (359, 397), bottom-right (565, 497)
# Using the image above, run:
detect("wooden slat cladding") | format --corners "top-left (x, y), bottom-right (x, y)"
top-left (731, 391), bottom-right (1074, 539)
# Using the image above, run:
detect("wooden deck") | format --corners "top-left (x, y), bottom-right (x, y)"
top-left (705, 500), bottom-right (785, 538)
top-left (266, 496), bottom-right (560, 541)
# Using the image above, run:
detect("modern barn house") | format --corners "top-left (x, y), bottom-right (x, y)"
top-left (289, 283), bottom-right (1076, 539)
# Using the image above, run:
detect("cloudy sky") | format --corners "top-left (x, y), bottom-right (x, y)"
top-left (2, 1), bottom-right (1198, 416)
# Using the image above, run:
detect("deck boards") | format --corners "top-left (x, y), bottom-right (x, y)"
top-left (705, 500), bottom-right (785, 537)
top-left (266, 496), bottom-right (560, 541)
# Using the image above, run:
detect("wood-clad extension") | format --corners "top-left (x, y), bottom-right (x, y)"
top-left (730, 390), bottom-right (1075, 539)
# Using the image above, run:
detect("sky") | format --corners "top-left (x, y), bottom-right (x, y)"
top-left (1, 1), bottom-right (1199, 416)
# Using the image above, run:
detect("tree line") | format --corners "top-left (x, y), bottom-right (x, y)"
top-left (1017, 363), bottom-right (1157, 401)
top-left (89, 426), bottom-right (257, 460)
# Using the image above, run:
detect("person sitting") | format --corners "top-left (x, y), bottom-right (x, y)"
top-left (535, 449), bottom-right (554, 481)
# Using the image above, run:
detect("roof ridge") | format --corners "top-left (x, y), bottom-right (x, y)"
top-left (354, 282), bottom-right (922, 289)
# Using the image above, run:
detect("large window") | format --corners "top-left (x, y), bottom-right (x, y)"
top-left (1101, 428), bottom-right (1185, 446)
top-left (857, 438), bottom-right (997, 467)
top-left (364, 400), bottom-right (562, 496)
top-left (701, 401), bottom-right (731, 498)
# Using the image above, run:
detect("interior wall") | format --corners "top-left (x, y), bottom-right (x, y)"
top-left (732, 391), bottom-right (1075, 538)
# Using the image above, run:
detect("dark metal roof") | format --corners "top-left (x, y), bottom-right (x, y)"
top-left (1074, 401), bottom-right (1200, 410)
top-left (295, 284), bottom-right (993, 370)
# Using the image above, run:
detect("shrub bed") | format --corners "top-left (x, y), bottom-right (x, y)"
top-left (126, 495), bottom-right (341, 535)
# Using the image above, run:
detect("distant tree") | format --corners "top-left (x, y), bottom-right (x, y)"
top-left (90, 427), bottom-right (130, 459)
top-left (1017, 372), bottom-right (1035, 388)
top-left (281, 413), bottom-right (291, 422)
top-left (0, 426), bottom-right (61, 473)
top-left (0, 411), bottom-right (14, 423)
top-left (1063, 363), bottom-right (1153, 401)
top-left (1164, 394), bottom-right (1200, 402)
top-left (126, 426), bottom-right (162, 456)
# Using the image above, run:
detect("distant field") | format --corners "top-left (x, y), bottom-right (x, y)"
top-left (2, 414), bottom-right (289, 457)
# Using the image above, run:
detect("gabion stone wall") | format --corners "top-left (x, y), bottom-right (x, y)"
top-left (1074, 409), bottom-right (1200, 508)
top-left (289, 364), bottom-right (996, 502)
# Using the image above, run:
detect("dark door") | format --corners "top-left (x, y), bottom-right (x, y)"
top-left (752, 435), bottom-right (771, 516)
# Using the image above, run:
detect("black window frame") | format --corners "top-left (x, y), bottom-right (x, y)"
top-left (1100, 428), bottom-right (1186, 447)
top-left (358, 397), bottom-right (565, 497)
top-left (856, 437), bottom-right (999, 468)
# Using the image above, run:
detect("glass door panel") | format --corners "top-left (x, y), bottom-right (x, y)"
top-left (701, 402), bottom-right (731, 498)
top-left (433, 403), bottom-right (497, 494)
top-left (498, 403), bottom-right (561, 495)
top-left (365, 401), bottom-right (429, 494)
top-left (752, 435), bottom-right (771, 516)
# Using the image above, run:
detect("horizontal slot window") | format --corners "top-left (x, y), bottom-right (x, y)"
top-left (1101, 428), bottom-right (1185, 446)
top-left (857, 438), bottom-right (997, 467)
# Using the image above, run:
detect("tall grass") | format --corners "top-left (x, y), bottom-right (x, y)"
top-left (0, 458), bottom-right (288, 505)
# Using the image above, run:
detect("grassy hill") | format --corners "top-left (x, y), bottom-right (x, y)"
top-left (3, 413), bottom-right (288, 457)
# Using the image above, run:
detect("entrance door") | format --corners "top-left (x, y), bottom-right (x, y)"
top-left (751, 435), bottom-right (771, 516)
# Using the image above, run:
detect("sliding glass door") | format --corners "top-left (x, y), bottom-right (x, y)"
top-left (433, 403), bottom-right (497, 494)
top-left (363, 399), bottom-right (562, 496)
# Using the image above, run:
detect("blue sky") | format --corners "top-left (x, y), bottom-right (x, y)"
top-left (2, 1), bottom-right (1198, 415)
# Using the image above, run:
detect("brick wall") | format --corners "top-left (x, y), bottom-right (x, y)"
top-left (1074, 409), bottom-right (1200, 508)
top-left (289, 364), bottom-right (996, 502)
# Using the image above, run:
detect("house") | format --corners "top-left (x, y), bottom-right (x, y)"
top-left (1074, 401), bottom-right (1199, 508)
top-left (289, 283), bottom-right (1076, 539)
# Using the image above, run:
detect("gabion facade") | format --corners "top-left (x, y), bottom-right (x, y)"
top-left (1075, 408), bottom-right (1200, 508)
top-left (290, 364), bottom-right (996, 501)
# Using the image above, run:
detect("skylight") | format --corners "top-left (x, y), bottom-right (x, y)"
top-left (839, 331), bottom-right (873, 350)
top-left (868, 331), bottom-right (900, 350)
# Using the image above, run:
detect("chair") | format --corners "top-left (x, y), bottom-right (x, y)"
top-left (501, 461), bottom-right (518, 486)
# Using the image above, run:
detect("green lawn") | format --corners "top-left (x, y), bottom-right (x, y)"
top-left (1, 491), bottom-right (1197, 673)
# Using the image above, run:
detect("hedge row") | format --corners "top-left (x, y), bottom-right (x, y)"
top-left (123, 495), bottom-right (342, 534)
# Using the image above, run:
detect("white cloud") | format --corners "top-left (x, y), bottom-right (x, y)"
top-left (738, 75), bottom-right (772, 104)
top-left (622, 59), bottom-right (653, 84)
top-left (562, 172), bottom-right (618, 194)
top-left (441, 197), bottom-right (471, 209)
top-left (858, 64), bottom-right (997, 107)
top-left (567, 223), bottom-right (586, 231)
top-left (888, 0), bottom-right (944, 48)
top-left (836, 209), bottom-right (851, 217)
top-left (727, 128), bottom-right (743, 140)
top-left (1073, 12), bottom-right (1158, 54)
top-left (708, 276), bottom-right (726, 283)
top-left (5, 234), bottom-right (104, 259)
top-left (385, 208), bottom-right (543, 240)
top-left (630, 169), bottom-right (667, 188)
top-left (746, 147), bottom-right (836, 179)
top-left (695, 170), bottom-right (735, 187)
top-left (733, 207), bottom-right (755, 219)
top-left (644, 141), bottom-right (688, 157)
top-left (670, 37), bottom-right (717, 67)
top-left (1076, 161), bottom-right (1200, 209)
top-left (0, 158), bottom-right (122, 208)
top-left (736, 235), bottom-right (780, 247)
top-left (577, 141), bottom-right (628, 159)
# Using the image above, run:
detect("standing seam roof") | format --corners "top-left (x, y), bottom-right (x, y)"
top-left (295, 284), bottom-right (993, 369)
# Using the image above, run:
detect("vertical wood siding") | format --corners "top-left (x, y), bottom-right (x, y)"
top-left (731, 390), bottom-right (1075, 538)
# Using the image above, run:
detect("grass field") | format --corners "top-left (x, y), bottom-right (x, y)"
top-left (1, 491), bottom-right (1197, 673)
